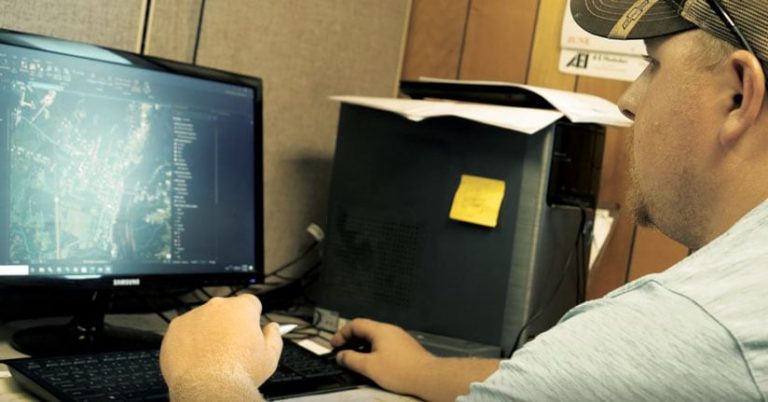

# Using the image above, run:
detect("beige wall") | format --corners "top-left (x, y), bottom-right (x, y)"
top-left (0, 0), bottom-right (411, 275)
top-left (194, 0), bottom-right (410, 271)
top-left (0, 0), bottom-right (147, 51)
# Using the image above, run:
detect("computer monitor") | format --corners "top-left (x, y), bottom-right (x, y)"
top-left (0, 30), bottom-right (263, 356)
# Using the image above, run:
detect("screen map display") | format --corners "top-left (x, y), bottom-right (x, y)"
top-left (0, 40), bottom-right (258, 279)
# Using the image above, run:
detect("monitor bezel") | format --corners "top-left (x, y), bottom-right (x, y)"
top-left (0, 28), bottom-right (264, 289)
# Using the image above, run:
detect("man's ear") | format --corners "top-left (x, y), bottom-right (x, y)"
top-left (720, 50), bottom-right (766, 146)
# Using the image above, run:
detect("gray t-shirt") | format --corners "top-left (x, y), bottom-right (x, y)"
top-left (459, 201), bottom-right (768, 401)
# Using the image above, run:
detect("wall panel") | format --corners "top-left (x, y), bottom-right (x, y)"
top-left (629, 227), bottom-right (689, 280)
top-left (196, 0), bottom-right (410, 270)
top-left (460, 0), bottom-right (538, 82)
top-left (0, 0), bottom-right (147, 52)
top-left (526, 0), bottom-right (576, 90)
top-left (144, 0), bottom-right (203, 62)
top-left (401, 0), bottom-right (469, 80)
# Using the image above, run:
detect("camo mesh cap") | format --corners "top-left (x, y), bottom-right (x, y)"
top-left (570, 0), bottom-right (767, 63)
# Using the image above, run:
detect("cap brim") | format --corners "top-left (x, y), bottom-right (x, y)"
top-left (571, 0), bottom-right (696, 40)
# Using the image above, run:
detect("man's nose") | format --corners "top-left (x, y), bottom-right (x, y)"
top-left (619, 106), bottom-right (635, 121)
top-left (617, 90), bottom-right (636, 121)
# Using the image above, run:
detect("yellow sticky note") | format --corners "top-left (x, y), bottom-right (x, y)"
top-left (449, 174), bottom-right (506, 228)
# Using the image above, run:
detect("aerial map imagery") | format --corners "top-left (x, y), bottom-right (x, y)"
top-left (8, 80), bottom-right (173, 265)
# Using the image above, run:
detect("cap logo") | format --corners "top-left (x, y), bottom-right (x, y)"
top-left (609, 0), bottom-right (660, 39)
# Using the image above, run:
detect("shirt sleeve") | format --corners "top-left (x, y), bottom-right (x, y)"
top-left (457, 280), bottom-right (761, 402)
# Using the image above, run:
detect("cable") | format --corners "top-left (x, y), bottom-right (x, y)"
top-left (265, 240), bottom-right (319, 279)
top-left (191, 0), bottom-right (207, 64)
top-left (576, 206), bottom-right (591, 303)
top-left (223, 241), bottom-right (321, 298)
top-left (139, 0), bottom-right (153, 55)
top-left (198, 288), bottom-right (213, 300)
top-left (126, 290), bottom-right (173, 323)
top-left (509, 207), bottom-right (589, 355)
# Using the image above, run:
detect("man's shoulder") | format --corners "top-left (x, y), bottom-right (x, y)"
top-left (464, 279), bottom-right (763, 401)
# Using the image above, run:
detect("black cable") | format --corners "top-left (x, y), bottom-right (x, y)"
top-left (224, 241), bottom-right (321, 298)
top-left (198, 288), bottom-right (213, 300)
top-left (270, 260), bottom-right (322, 283)
top-left (191, 0), bottom-right (207, 64)
top-left (271, 272), bottom-right (298, 282)
top-left (265, 241), bottom-right (319, 279)
top-left (127, 290), bottom-right (173, 323)
top-left (154, 311), bottom-right (172, 323)
top-left (575, 214), bottom-right (585, 304)
top-left (139, 0), bottom-right (153, 55)
top-left (509, 207), bottom-right (589, 355)
top-left (576, 206), bottom-right (591, 304)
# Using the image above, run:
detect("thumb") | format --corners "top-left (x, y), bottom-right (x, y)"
top-left (336, 351), bottom-right (370, 377)
top-left (262, 322), bottom-right (284, 361)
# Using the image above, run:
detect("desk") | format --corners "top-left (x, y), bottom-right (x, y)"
top-left (0, 315), bottom-right (416, 401)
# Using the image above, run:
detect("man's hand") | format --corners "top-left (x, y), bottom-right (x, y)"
top-left (160, 294), bottom-right (283, 401)
top-left (330, 318), bottom-right (436, 396)
top-left (331, 318), bottom-right (501, 402)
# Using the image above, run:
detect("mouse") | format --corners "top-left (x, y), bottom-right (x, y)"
top-left (332, 337), bottom-right (372, 354)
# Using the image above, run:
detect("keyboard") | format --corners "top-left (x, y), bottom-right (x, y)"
top-left (3, 350), bottom-right (166, 402)
top-left (3, 341), bottom-right (370, 401)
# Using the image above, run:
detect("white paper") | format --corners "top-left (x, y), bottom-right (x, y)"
top-left (415, 77), bottom-right (632, 127)
top-left (279, 324), bottom-right (298, 336)
top-left (332, 95), bottom-right (565, 135)
top-left (589, 208), bottom-right (616, 270)
top-left (560, 48), bottom-right (649, 83)
top-left (560, 0), bottom-right (649, 82)
top-left (296, 339), bottom-right (333, 355)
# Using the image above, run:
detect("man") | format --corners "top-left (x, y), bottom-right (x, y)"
top-left (160, 0), bottom-right (768, 400)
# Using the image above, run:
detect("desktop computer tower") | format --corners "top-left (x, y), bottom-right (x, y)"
top-left (314, 102), bottom-right (604, 356)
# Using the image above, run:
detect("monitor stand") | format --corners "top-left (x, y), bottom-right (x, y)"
top-left (10, 290), bottom-right (163, 357)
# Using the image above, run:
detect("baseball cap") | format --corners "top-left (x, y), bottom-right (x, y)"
top-left (570, 0), bottom-right (767, 62)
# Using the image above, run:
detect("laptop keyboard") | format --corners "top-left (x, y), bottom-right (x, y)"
top-left (3, 341), bottom-right (369, 401)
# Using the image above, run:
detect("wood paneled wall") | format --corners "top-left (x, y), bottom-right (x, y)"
top-left (401, 0), bottom-right (688, 298)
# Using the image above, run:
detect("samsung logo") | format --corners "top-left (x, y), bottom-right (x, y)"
top-left (113, 278), bottom-right (140, 287)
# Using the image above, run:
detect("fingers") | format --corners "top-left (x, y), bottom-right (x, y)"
top-left (262, 322), bottom-right (284, 358)
top-left (335, 350), bottom-right (370, 377)
top-left (330, 318), bottom-right (380, 347)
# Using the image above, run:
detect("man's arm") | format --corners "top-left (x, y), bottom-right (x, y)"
top-left (331, 319), bottom-right (500, 402)
top-left (159, 294), bottom-right (283, 401)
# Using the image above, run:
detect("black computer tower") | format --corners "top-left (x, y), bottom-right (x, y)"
top-left (314, 96), bottom-right (604, 356)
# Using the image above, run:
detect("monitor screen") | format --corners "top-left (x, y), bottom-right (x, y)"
top-left (0, 31), bottom-right (263, 288)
